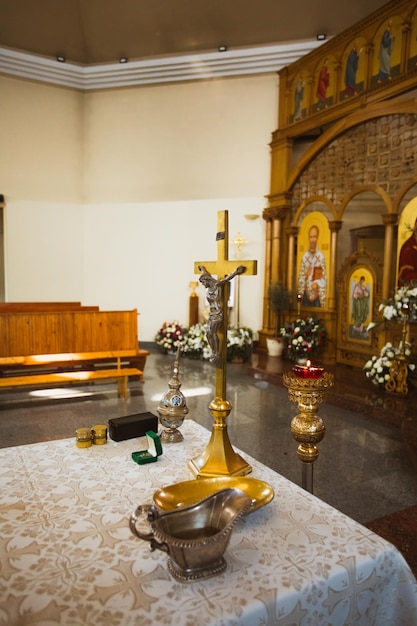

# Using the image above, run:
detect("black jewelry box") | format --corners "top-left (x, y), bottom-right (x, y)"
top-left (108, 412), bottom-right (158, 442)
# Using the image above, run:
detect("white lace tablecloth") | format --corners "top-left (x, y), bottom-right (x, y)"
top-left (1, 419), bottom-right (416, 626)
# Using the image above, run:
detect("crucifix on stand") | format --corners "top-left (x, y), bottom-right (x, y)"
top-left (189, 210), bottom-right (257, 478)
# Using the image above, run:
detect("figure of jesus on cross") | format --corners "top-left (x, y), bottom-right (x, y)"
top-left (190, 210), bottom-right (257, 477)
top-left (198, 264), bottom-right (246, 367)
top-left (195, 211), bottom-right (257, 400)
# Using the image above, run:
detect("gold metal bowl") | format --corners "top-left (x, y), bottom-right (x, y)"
top-left (153, 476), bottom-right (274, 514)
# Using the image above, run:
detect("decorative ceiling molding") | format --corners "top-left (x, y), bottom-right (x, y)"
top-left (0, 40), bottom-right (323, 90)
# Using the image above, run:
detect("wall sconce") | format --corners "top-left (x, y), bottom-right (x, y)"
top-left (119, 57), bottom-right (128, 63)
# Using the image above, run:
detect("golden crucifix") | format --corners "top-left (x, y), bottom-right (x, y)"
top-left (188, 210), bottom-right (257, 477)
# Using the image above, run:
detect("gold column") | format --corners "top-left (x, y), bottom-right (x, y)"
top-left (262, 205), bottom-right (291, 335)
top-left (271, 217), bottom-right (281, 285)
top-left (401, 20), bottom-right (412, 74)
top-left (262, 213), bottom-right (273, 332)
top-left (286, 226), bottom-right (299, 297)
top-left (333, 62), bottom-right (342, 106)
top-left (382, 213), bottom-right (398, 300)
top-left (328, 221), bottom-right (343, 310)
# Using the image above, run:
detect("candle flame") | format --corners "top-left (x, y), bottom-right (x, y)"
top-left (306, 360), bottom-right (312, 368)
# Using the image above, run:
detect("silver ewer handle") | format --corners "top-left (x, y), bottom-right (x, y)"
top-left (129, 504), bottom-right (168, 553)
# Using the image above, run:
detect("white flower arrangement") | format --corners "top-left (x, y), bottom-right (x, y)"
top-left (155, 321), bottom-right (253, 362)
top-left (363, 341), bottom-right (415, 387)
top-left (226, 327), bottom-right (253, 362)
top-left (182, 323), bottom-right (211, 360)
top-left (367, 283), bottom-right (417, 330)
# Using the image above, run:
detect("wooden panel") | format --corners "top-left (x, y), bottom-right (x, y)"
top-left (0, 302), bottom-right (100, 312)
top-left (0, 310), bottom-right (140, 357)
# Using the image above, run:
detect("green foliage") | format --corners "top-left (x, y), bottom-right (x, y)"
top-left (268, 282), bottom-right (292, 336)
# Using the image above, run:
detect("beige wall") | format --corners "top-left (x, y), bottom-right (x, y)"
top-left (0, 76), bottom-right (84, 203)
top-left (84, 76), bottom-right (276, 203)
top-left (0, 72), bottom-right (278, 340)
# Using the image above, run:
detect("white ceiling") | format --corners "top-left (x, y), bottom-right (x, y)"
top-left (0, 0), bottom-right (389, 65)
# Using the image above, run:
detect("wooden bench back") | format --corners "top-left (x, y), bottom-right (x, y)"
top-left (0, 302), bottom-right (100, 312)
top-left (0, 309), bottom-right (139, 357)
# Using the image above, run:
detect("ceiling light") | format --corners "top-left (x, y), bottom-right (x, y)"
top-left (316, 33), bottom-right (326, 41)
top-left (56, 55), bottom-right (65, 63)
top-left (218, 45), bottom-right (228, 52)
top-left (119, 57), bottom-right (128, 63)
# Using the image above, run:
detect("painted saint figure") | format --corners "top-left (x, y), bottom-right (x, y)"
top-left (316, 58), bottom-right (329, 108)
top-left (377, 20), bottom-right (394, 82)
top-left (298, 225), bottom-right (327, 308)
top-left (351, 276), bottom-right (370, 335)
top-left (398, 218), bottom-right (417, 286)
top-left (293, 73), bottom-right (304, 120)
top-left (345, 43), bottom-right (362, 97)
top-left (198, 264), bottom-right (246, 367)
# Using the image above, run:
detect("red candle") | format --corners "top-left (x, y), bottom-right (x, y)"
top-left (293, 360), bottom-right (324, 379)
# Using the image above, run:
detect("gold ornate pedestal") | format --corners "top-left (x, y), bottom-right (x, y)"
top-left (283, 371), bottom-right (334, 493)
top-left (188, 396), bottom-right (252, 477)
top-left (385, 312), bottom-right (409, 395)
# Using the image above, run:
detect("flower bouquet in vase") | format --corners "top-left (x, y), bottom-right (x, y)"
top-left (280, 317), bottom-right (326, 363)
top-left (154, 321), bottom-right (187, 354)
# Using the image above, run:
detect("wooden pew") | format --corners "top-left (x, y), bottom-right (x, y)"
top-left (0, 309), bottom-right (149, 398)
top-left (0, 351), bottom-right (142, 399)
top-left (0, 302), bottom-right (100, 312)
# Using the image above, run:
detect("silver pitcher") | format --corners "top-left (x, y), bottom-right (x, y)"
top-left (129, 488), bottom-right (251, 582)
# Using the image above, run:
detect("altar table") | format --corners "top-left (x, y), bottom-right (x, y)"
top-left (1, 420), bottom-right (416, 626)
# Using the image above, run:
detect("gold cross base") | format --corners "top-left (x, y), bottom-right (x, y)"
top-left (188, 397), bottom-right (252, 477)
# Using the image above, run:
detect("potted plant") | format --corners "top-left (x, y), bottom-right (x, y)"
top-left (267, 282), bottom-right (292, 356)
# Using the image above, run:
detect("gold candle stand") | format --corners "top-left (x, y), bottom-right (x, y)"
top-left (283, 371), bottom-right (334, 493)
top-left (189, 281), bottom-right (199, 327)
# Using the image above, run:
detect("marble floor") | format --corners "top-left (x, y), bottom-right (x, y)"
top-left (0, 345), bottom-right (416, 525)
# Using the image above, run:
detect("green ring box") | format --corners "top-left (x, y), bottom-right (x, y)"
top-left (132, 431), bottom-right (163, 465)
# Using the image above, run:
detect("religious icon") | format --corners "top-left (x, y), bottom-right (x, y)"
top-left (348, 267), bottom-right (373, 342)
top-left (377, 19), bottom-right (395, 83)
top-left (344, 41), bottom-right (363, 97)
top-left (293, 72), bottom-right (305, 121)
top-left (316, 58), bottom-right (330, 109)
top-left (297, 213), bottom-right (330, 309)
top-left (397, 199), bottom-right (417, 287)
top-left (372, 16), bottom-right (401, 85)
